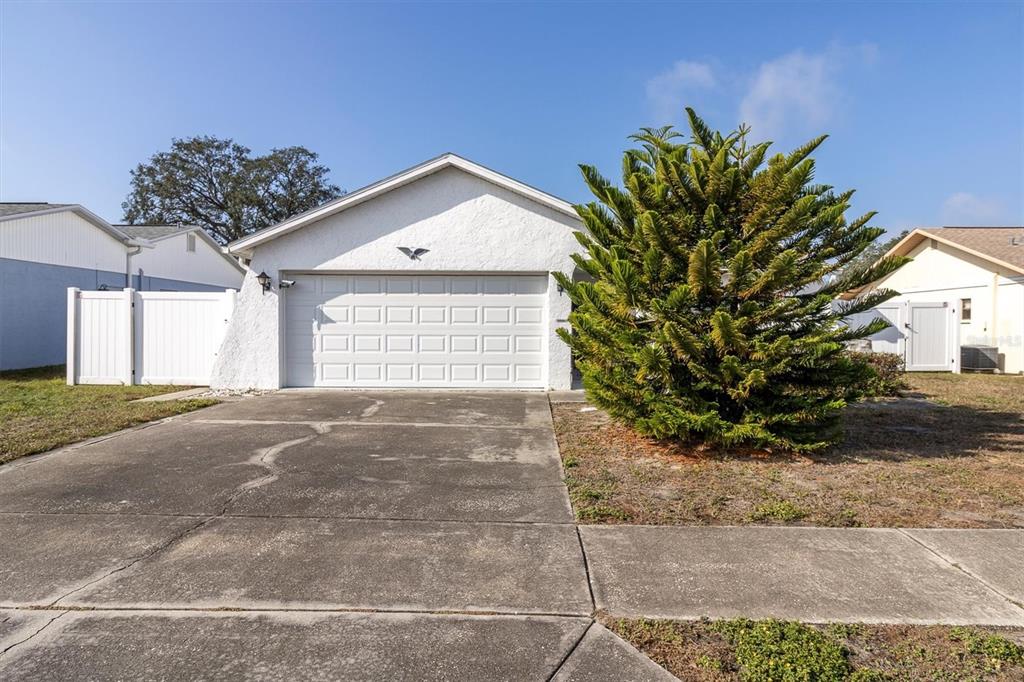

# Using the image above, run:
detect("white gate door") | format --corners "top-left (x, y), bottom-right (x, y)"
top-left (134, 291), bottom-right (235, 385)
top-left (285, 274), bottom-right (549, 388)
top-left (905, 302), bottom-right (954, 371)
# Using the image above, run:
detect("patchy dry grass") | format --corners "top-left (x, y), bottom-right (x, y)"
top-left (610, 618), bottom-right (1024, 682)
top-left (554, 373), bottom-right (1024, 527)
top-left (1, 365), bottom-right (217, 464)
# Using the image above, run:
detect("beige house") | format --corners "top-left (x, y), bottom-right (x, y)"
top-left (851, 227), bottom-right (1024, 374)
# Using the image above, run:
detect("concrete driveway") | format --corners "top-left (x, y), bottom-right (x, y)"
top-left (0, 392), bottom-right (670, 680)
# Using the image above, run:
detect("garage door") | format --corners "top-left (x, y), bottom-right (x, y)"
top-left (285, 274), bottom-right (549, 388)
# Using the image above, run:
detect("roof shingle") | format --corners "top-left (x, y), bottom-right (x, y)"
top-left (0, 202), bottom-right (71, 218)
top-left (115, 225), bottom-right (192, 240)
top-left (920, 227), bottom-right (1024, 270)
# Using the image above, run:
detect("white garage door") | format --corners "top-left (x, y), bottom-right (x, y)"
top-left (285, 274), bottom-right (549, 388)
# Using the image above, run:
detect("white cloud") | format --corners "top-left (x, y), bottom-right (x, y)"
top-left (940, 192), bottom-right (1008, 225)
top-left (738, 43), bottom-right (878, 141)
top-left (646, 60), bottom-right (716, 123)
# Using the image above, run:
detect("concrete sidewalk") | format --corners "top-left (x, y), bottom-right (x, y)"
top-left (580, 526), bottom-right (1024, 626)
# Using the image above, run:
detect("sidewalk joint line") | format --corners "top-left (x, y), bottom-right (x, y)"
top-left (1, 604), bottom-right (592, 619)
top-left (574, 526), bottom-right (597, 612)
top-left (0, 510), bottom-right (576, 526)
top-left (896, 528), bottom-right (1024, 612)
top-left (545, 619), bottom-right (594, 681)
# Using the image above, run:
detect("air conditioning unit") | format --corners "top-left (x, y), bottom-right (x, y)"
top-left (961, 345), bottom-right (999, 372)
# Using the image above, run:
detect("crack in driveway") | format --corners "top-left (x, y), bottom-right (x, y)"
top-left (44, 424), bottom-right (335, 608)
top-left (0, 612), bottom-right (66, 658)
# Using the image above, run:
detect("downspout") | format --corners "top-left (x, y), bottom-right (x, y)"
top-left (991, 272), bottom-right (999, 347)
top-left (126, 245), bottom-right (142, 289)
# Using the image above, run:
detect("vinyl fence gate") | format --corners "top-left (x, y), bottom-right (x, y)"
top-left (66, 287), bottom-right (236, 385)
top-left (844, 300), bottom-right (960, 372)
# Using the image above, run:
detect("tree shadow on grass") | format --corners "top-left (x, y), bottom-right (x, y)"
top-left (820, 395), bottom-right (1024, 464)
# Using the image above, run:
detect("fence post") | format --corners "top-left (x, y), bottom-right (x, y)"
top-left (224, 288), bottom-right (237, 322)
top-left (123, 288), bottom-right (135, 386)
top-left (66, 287), bottom-right (79, 385)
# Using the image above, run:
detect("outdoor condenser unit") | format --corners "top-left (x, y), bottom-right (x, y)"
top-left (960, 345), bottom-right (999, 372)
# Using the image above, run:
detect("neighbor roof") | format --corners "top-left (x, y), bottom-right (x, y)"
top-left (0, 202), bottom-right (137, 243)
top-left (888, 227), bottom-right (1024, 276)
top-left (227, 153), bottom-right (581, 255)
top-left (116, 224), bottom-right (246, 274)
top-left (0, 202), bottom-right (71, 218)
top-left (116, 225), bottom-right (192, 241)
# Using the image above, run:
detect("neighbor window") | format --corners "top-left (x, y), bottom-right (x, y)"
top-left (186, 233), bottom-right (196, 252)
top-left (960, 298), bottom-right (971, 322)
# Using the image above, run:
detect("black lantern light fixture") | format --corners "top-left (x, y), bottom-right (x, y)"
top-left (256, 271), bottom-right (272, 293)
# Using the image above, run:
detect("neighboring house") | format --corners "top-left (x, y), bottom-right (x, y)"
top-left (847, 227), bottom-right (1024, 374)
top-left (116, 225), bottom-right (244, 292)
top-left (212, 153), bottom-right (583, 390)
top-left (0, 203), bottom-right (242, 370)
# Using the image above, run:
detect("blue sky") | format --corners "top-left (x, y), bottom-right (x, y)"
top-left (1, 1), bottom-right (1021, 236)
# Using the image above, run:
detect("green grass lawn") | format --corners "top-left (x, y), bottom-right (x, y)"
top-left (0, 365), bottom-right (218, 465)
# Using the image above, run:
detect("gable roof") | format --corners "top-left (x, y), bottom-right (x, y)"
top-left (118, 224), bottom-right (246, 274)
top-left (0, 202), bottom-right (138, 244)
top-left (226, 153), bottom-right (580, 255)
top-left (117, 224), bottom-right (189, 241)
top-left (887, 227), bottom-right (1024, 276)
top-left (0, 202), bottom-right (72, 218)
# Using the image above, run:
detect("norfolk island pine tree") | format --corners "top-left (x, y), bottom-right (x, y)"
top-left (554, 109), bottom-right (909, 452)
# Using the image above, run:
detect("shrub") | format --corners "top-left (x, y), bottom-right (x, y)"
top-left (749, 499), bottom-right (807, 523)
top-left (711, 619), bottom-right (851, 681)
top-left (848, 351), bottom-right (906, 397)
top-left (556, 109), bottom-right (908, 453)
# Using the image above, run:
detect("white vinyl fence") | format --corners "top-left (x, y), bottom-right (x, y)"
top-left (67, 288), bottom-right (235, 385)
top-left (843, 300), bottom-right (960, 372)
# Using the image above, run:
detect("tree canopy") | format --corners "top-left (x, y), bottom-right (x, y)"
top-left (555, 109), bottom-right (909, 452)
top-left (122, 136), bottom-right (342, 244)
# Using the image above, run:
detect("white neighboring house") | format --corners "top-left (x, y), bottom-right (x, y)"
top-left (116, 225), bottom-right (245, 292)
top-left (212, 153), bottom-right (584, 391)
top-left (0, 203), bottom-right (242, 370)
top-left (847, 227), bottom-right (1024, 374)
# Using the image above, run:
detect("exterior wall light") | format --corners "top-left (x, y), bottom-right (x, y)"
top-left (256, 271), bottom-right (272, 293)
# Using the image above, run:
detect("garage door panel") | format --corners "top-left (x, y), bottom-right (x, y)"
top-left (418, 307), bottom-right (447, 324)
top-left (321, 334), bottom-right (350, 352)
top-left (285, 275), bottom-right (548, 388)
top-left (320, 305), bottom-right (349, 324)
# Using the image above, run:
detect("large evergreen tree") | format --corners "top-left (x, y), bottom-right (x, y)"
top-left (123, 136), bottom-right (342, 244)
top-left (555, 110), bottom-right (909, 452)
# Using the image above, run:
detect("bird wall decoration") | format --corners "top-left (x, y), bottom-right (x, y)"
top-left (397, 247), bottom-right (430, 260)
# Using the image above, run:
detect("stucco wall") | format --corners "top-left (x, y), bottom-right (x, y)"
top-left (0, 257), bottom-right (126, 370)
top-left (212, 166), bottom-right (583, 389)
top-left (871, 240), bottom-right (1024, 373)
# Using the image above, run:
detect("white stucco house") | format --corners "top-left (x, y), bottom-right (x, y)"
top-left (849, 227), bottom-right (1024, 374)
top-left (0, 203), bottom-right (243, 370)
top-left (212, 154), bottom-right (583, 390)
